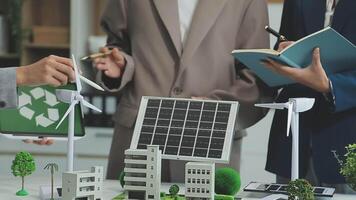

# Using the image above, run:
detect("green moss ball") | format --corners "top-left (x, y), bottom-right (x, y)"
top-left (215, 167), bottom-right (241, 195)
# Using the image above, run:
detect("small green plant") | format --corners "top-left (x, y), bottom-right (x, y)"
top-left (118, 171), bottom-right (125, 188)
top-left (169, 184), bottom-right (179, 199)
top-left (11, 151), bottom-right (36, 196)
top-left (332, 144), bottom-right (356, 191)
top-left (215, 167), bottom-right (241, 196)
top-left (215, 194), bottom-right (234, 200)
top-left (286, 179), bottom-right (315, 200)
top-left (44, 163), bottom-right (59, 200)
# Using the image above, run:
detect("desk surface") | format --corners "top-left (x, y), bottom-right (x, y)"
top-left (0, 176), bottom-right (355, 200)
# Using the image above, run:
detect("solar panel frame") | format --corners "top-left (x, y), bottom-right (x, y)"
top-left (130, 96), bottom-right (239, 163)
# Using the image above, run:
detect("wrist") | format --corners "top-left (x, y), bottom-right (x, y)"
top-left (16, 66), bottom-right (29, 86)
top-left (319, 78), bottom-right (331, 93)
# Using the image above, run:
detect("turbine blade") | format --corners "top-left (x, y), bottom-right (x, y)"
top-left (79, 75), bottom-right (104, 91)
top-left (81, 99), bottom-right (102, 113)
top-left (287, 102), bottom-right (293, 137)
top-left (55, 101), bottom-right (77, 129)
top-left (255, 103), bottom-right (289, 110)
top-left (71, 54), bottom-right (82, 92)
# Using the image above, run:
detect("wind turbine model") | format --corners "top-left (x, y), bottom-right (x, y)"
top-left (255, 98), bottom-right (315, 181)
top-left (55, 55), bottom-right (104, 172)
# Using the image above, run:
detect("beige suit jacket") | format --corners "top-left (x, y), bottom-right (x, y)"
top-left (100, 0), bottom-right (273, 130)
top-left (99, 0), bottom-right (274, 179)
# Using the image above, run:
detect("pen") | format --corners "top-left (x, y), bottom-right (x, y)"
top-left (81, 50), bottom-right (113, 61)
top-left (264, 26), bottom-right (288, 41)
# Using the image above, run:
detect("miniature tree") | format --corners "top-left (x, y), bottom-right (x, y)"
top-left (11, 151), bottom-right (36, 196)
top-left (332, 144), bottom-right (356, 191)
top-left (119, 170), bottom-right (125, 188)
top-left (215, 167), bottom-right (241, 196)
top-left (169, 184), bottom-right (179, 199)
top-left (44, 163), bottom-right (59, 200)
top-left (286, 179), bottom-right (315, 200)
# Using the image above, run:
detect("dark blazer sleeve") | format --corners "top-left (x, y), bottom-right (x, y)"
top-left (0, 67), bottom-right (18, 109)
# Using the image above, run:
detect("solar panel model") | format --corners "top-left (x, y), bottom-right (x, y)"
top-left (130, 96), bottom-right (239, 163)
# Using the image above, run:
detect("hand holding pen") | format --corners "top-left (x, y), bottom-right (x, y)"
top-left (92, 47), bottom-right (126, 78)
top-left (264, 26), bottom-right (293, 52)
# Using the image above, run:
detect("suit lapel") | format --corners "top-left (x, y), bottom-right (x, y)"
top-left (153, 0), bottom-right (182, 56)
top-left (332, 0), bottom-right (355, 32)
top-left (181, 0), bottom-right (228, 63)
top-left (302, 0), bottom-right (326, 34)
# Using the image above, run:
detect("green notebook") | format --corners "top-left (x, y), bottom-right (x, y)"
top-left (232, 27), bottom-right (356, 87)
top-left (0, 84), bottom-right (85, 137)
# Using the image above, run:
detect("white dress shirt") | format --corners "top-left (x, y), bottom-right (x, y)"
top-left (324, 0), bottom-right (339, 27)
top-left (178, 0), bottom-right (199, 48)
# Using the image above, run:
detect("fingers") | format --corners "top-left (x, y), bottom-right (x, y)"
top-left (23, 138), bottom-right (54, 145)
top-left (278, 41), bottom-right (294, 52)
top-left (46, 76), bottom-right (62, 87)
top-left (99, 47), bottom-right (111, 53)
top-left (53, 61), bottom-right (75, 82)
top-left (312, 48), bottom-right (321, 67)
top-left (50, 68), bottom-right (69, 85)
top-left (262, 58), bottom-right (299, 78)
top-left (49, 55), bottom-right (73, 67)
top-left (112, 48), bottom-right (125, 66)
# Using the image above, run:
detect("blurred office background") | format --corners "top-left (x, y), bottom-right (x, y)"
top-left (0, 0), bottom-right (283, 186)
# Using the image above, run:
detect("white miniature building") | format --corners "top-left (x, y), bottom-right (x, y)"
top-left (185, 162), bottom-right (215, 200)
top-left (124, 145), bottom-right (161, 200)
top-left (62, 166), bottom-right (103, 200)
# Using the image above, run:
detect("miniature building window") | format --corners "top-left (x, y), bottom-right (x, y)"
top-left (202, 179), bottom-right (205, 184)
top-left (151, 157), bottom-right (154, 161)
top-left (207, 170), bottom-right (210, 174)
top-left (187, 188), bottom-right (191, 193)
top-left (202, 170), bottom-right (205, 174)
top-left (207, 179), bottom-right (210, 184)
top-left (188, 178), bottom-right (191, 183)
top-left (188, 169), bottom-right (191, 174)
top-left (193, 169), bottom-right (196, 174)
top-left (192, 178), bottom-right (196, 183)
top-left (192, 188), bottom-right (195, 193)
top-left (151, 166), bottom-right (154, 170)
top-left (197, 179), bottom-right (200, 184)
top-left (151, 148), bottom-right (155, 152)
top-left (148, 195), bottom-right (155, 199)
top-left (150, 183), bottom-right (153, 187)
top-left (207, 189), bottom-right (210, 193)
top-left (197, 169), bottom-right (201, 174)
top-left (197, 188), bottom-right (200, 193)
top-left (80, 188), bottom-right (82, 191)
top-left (202, 188), bottom-right (205, 193)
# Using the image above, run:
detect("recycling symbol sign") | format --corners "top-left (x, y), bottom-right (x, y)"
top-left (18, 87), bottom-right (60, 128)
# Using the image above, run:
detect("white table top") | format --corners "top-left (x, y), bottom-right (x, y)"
top-left (0, 175), bottom-right (355, 200)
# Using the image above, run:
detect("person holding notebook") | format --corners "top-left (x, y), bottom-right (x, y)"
top-left (0, 55), bottom-right (75, 145)
top-left (93, 0), bottom-right (275, 181)
top-left (263, 0), bottom-right (356, 193)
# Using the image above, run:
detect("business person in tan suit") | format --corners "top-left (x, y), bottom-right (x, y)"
top-left (94, 0), bottom-right (273, 181)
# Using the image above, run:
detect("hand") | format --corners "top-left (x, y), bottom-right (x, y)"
top-left (93, 47), bottom-right (126, 78)
top-left (16, 55), bottom-right (75, 87)
top-left (262, 48), bottom-right (330, 93)
top-left (277, 41), bottom-right (294, 52)
top-left (23, 137), bottom-right (54, 145)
